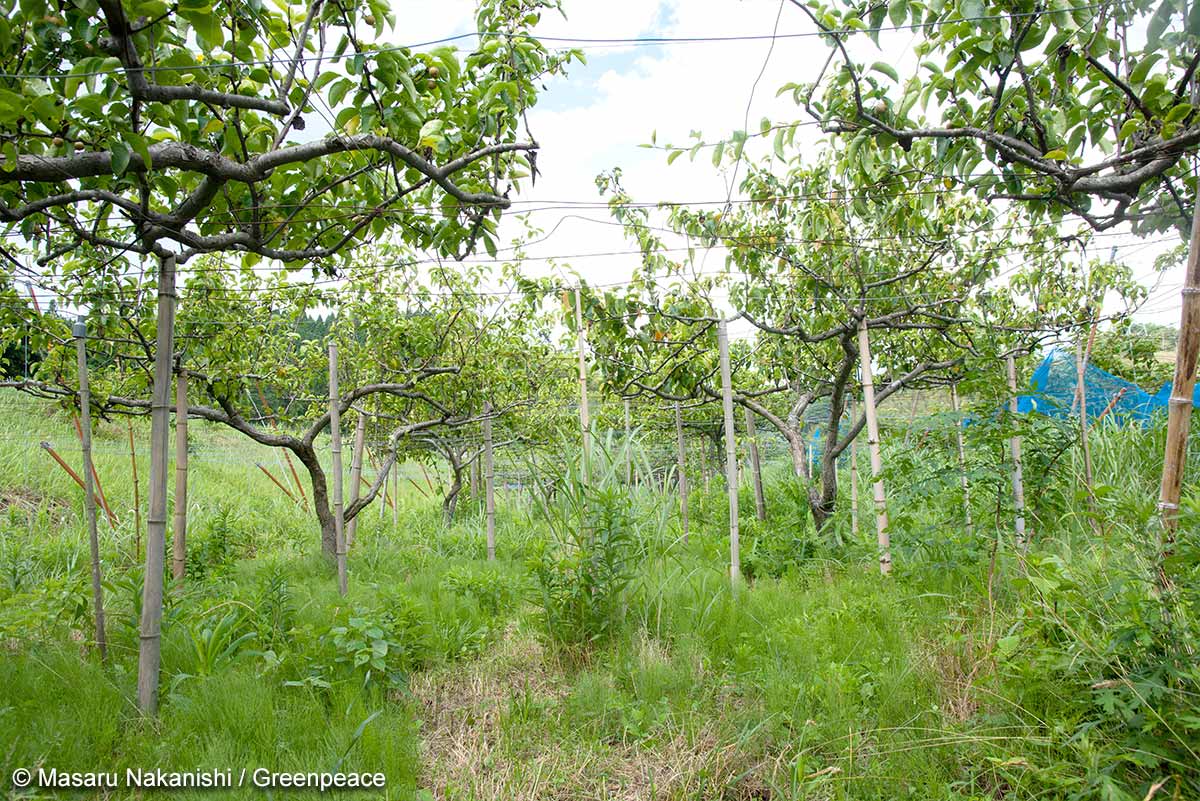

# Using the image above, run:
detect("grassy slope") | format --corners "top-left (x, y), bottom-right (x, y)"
top-left (0, 393), bottom-right (1196, 800)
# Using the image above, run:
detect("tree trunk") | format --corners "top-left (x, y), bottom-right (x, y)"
top-left (443, 459), bottom-right (465, 524)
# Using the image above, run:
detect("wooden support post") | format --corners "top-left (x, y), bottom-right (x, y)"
top-left (718, 319), bottom-right (740, 584)
top-left (1158, 198), bottom-right (1200, 561)
top-left (1006, 354), bottom-right (1029, 555)
top-left (470, 452), bottom-right (480, 500)
top-left (857, 318), bottom-right (891, 575)
top-left (393, 453), bottom-right (400, 529)
top-left (75, 320), bottom-right (107, 660)
top-left (128, 419), bottom-right (141, 559)
top-left (346, 411), bottom-right (366, 548)
top-left (950, 384), bottom-right (972, 536)
top-left (172, 369), bottom-right (188, 581)
top-left (849, 398), bottom-right (860, 538)
top-left (483, 401), bottom-right (496, 561)
top-left (575, 288), bottom-right (591, 483)
top-left (328, 344), bottom-right (348, 596)
top-left (137, 253), bottom-right (176, 716)
top-left (744, 406), bottom-right (766, 521)
top-left (674, 402), bottom-right (689, 543)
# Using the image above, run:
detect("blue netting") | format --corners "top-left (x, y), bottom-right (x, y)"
top-left (1016, 348), bottom-right (1199, 424)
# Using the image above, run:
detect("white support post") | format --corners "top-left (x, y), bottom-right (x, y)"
top-left (857, 318), bottom-right (891, 575)
top-left (718, 319), bottom-right (740, 584)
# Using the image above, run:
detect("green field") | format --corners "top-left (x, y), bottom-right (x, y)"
top-left (1, 393), bottom-right (1197, 801)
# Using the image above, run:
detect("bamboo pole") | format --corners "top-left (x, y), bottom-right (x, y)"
top-left (137, 253), bottom-right (177, 716)
top-left (40, 442), bottom-right (106, 510)
top-left (1157, 198), bottom-right (1200, 562)
top-left (1097, 387), bottom-right (1127, 424)
top-left (73, 416), bottom-right (116, 527)
top-left (857, 318), bottom-right (891, 575)
top-left (392, 453), bottom-right (400, 529)
top-left (75, 320), bottom-right (107, 661)
top-left (346, 411), bottom-right (366, 548)
top-left (744, 406), bottom-right (766, 521)
top-left (849, 397), bottom-right (860, 538)
top-left (328, 344), bottom-right (348, 596)
top-left (257, 463), bottom-right (298, 502)
top-left (128, 419), bottom-right (141, 559)
top-left (172, 369), bottom-right (188, 580)
top-left (718, 319), bottom-right (740, 584)
top-left (1075, 335), bottom-right (1100, 533)
top-left (1006, 354), bottom-right (1029, 555)
top-left (674, 402), bottom-right (689, 543)
top-left (484, 401), bottom-right (495, 561)
top-left (950, 384), bottom-right (972, 536)
top-left (574, 289), bottom-right (591, 483)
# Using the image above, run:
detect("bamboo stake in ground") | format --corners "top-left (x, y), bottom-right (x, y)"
top-left (346, 411), bottom-right (366, 548)
top-left (137, 253), bottom-right (177, 716)
top-left (1158, 198), bottom-right (1200, 564)
top-left (574, 288), bottom-right (591, 483)
top-left (74, 320), bottom-right (107, 661)
top-left (328, 344), bottom-right (348, 596)
top-left (857, 318), bottom-right (891, 575)
top-left (744, 406), bottom-right (766, 521)
top-left (849, 397), bottom-right (860, 538)
top-left (950, 384), bottom-right (972, 536)
top-left (40, 442), bottom-right (108, 513)
top-left (717, 319), bottom-right (740, 584)
top-left (1075, 334), bottom-right (1100, 533)
top-left (257, 463), bottom-right (298, 502)
top-left (483, 400), bottom-right (496, 561)
top-left (1006, 354), bottom-right (1029, 555)
top-left (73, 416), bottom-right (116, 528)
top-left (172, 369), bottom-right (188, 580)
top-left (393, 453), bottom-right (400, 530)
top-left (674, 402), bottom-right (689, 544)
top-left (128, 420), bottom-right (141, 558)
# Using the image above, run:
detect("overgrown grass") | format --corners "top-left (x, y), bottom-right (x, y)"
top-left (0, 394), bottom-right (1197, 800)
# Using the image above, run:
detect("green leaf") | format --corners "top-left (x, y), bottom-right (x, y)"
top-left (666, 149), bottom-right (683, 166)
top-left (959, 0), bottom-right (984, 23)
top-left (1165, 102), bottom-right (1193, 123)
top-left (888, 0), bottom-right (907, 26)
top-left (711, 140), bottom-right (724, 167)
top-left (870, 62), bottom-right (900, 82)
top-left (1146, 0), bottom-right (1173, 48)
top-left (126, 132), bottom-right (151, 169)
top-left (1043, 149), bottom-right (1067, 161)
top-left (110, 141), bottom-right (131, 176)
top-left (180, 8), bottom-right (223, 49)
top-left (1117, 119), bottom-right (1139, 141)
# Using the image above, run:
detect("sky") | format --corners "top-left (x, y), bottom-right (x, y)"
top-left (389, 0), bottom-right (1185, 329)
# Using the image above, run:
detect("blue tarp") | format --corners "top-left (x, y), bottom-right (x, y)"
top-left (1017, 348), bottom-right (1199, 424)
